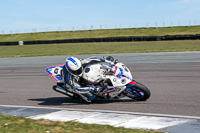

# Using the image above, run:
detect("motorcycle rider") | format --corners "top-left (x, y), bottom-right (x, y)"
top-left (61, 56), bottom-right (115, 102)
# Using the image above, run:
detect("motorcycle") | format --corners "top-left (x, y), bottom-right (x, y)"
top-left (45, 57), bottom-right (151, 102)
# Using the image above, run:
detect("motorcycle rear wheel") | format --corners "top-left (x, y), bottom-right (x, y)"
top-left (126, 81), bottom-right (151, 101)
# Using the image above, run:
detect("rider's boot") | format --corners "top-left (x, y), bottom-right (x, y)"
top-left (87, 93), bottom-right (95, 102)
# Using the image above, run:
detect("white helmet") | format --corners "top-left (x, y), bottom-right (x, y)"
top-left (65, 57), bottom-right (83, 76)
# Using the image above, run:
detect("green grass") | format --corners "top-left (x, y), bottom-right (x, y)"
top-left (0, 115), bottom-right (162, 133)
top-left (0, 25), bottom-right (200, 42)
top-left (0, 40), bottom-right (199, 58)
top-left (0, 26), bottom-right (200, 58)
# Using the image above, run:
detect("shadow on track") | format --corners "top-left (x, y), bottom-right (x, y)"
top-left (28, 97), bottom-right (144, 106)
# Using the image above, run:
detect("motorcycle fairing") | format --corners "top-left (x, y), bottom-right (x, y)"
top-left (102, 88), bottom-right (116, 94)
top-left (45, 63), bottom-right (65, 82)
top-left (128, 80), bottom-right (136, 85)
top-left (116, 67), bottom-right (123, 78)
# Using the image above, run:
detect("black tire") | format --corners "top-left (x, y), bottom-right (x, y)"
top-left (127, 81), bottom-right (151, 101)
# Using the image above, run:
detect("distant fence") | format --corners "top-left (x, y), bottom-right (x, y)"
top-left (0, 34), bottom-right (200, 46)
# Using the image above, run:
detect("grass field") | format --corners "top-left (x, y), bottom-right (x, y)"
top-left (0, 40), bottom-right (199, 58)
top-left (0, 25), bottom-right (200, 42)
top-left (0, 115), bottom-right (162, 133)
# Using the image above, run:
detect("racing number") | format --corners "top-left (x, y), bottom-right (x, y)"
top-left (54, 68), bottom-right (59, 74)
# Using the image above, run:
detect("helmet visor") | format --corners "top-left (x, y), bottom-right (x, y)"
top-left (71, 66), bottom-right (83, 75)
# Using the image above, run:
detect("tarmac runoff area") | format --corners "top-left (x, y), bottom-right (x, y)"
top-left (0, 51), bottom-right (200, 132)
top-left (0, 105), bottom-right (200, 133)
top-left (1, 51), bottom-right (200, 67)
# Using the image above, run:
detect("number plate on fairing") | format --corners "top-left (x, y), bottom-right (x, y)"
top-left (46, 63), bottom-right (65, 82)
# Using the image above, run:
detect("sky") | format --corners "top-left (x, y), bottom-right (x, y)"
top-left (1, 0), bottom-right (200, 34)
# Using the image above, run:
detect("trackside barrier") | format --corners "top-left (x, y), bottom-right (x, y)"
top-left (0, 34), bottom-right (200, 46)
top-left (0, 42), bottom-right (18, 46)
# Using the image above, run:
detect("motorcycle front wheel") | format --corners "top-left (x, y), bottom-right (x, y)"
top-left (125, 81), bottom-right (151, 101)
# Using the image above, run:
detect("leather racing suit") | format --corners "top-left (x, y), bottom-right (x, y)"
top-left (62, 56), bottom-right (114, 102)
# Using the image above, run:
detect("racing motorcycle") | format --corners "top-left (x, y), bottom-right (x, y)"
top-left (45, 57), bottom-right (151, 102)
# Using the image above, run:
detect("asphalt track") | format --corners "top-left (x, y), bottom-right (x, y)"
top-left (0, 51), bottom-right (200, 117)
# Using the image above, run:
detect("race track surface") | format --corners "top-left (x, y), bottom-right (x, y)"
top-left (0, 51), bottom-right (200, 117)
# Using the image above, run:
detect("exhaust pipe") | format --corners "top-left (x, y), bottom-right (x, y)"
top-left (53, 85), bottom-right (74, 97)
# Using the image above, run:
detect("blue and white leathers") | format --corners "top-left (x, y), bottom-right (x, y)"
top-left (63, 57), bottom-right (106, 102)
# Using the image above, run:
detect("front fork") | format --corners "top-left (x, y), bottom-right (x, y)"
top-left (123, 80), bottom-right (136, 97)
top-left (124, 80), bottom-right (145, 99)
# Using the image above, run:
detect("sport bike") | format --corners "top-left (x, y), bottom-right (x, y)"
top-left (46, 58), bottom-right (151, 102)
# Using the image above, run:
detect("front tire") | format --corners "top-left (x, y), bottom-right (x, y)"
top-left (126, 82), bottom-right (151, 101)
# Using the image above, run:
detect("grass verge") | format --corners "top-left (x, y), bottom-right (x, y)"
top-left (0, 40), bottom-right (200, 58)
top-left (0, 115), bottom-right (162, 133)
top-left (0, 25), bottom-right (200, 42)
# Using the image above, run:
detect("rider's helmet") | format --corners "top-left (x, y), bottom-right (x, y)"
top-left (65, 57), bottom-right (83, 76)
top-left (105, 56), bottom-right (114, 62)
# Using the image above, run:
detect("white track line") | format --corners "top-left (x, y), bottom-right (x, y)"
top-left (0, 104), bottom-right (200, 120)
